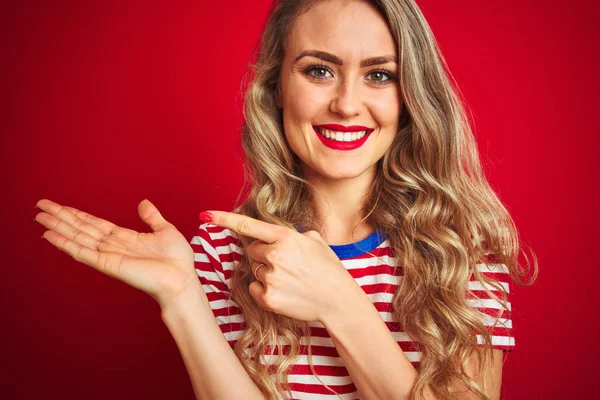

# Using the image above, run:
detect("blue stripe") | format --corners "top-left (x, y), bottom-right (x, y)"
top-left (328, 229), bottom-right (386, 259)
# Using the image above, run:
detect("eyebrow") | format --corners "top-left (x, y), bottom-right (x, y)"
top-left (293, 49), bottom-right (397, 67)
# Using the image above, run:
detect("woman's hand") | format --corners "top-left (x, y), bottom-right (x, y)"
top-left (203, 211), bottom-right (365, 323)
top-left (35, 198), bottom-right (199, 309)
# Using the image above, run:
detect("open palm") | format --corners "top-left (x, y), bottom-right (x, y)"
top-left (34, 198), bottom-right (197, 307)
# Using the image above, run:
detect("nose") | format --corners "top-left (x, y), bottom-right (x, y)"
top-left (329, 79), bottom-right (361, 118)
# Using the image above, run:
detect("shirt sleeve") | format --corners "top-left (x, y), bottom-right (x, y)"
top-left (190, 222), bottom-right (247, 349)
top-left (468, 253), bottom-right (515, 352)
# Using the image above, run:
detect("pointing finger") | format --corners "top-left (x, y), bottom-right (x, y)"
top-left (203, 211), bottom-right (286, 244)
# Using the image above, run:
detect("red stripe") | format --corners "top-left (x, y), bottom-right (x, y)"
top-left (373, 302), bottom-right (394, 313)
top-left (209, 235), bottom-right (242, 248)
top-left (289, 364), bottom-right (350, 376)
top-left (360, 283), bottom-right (398, 295)
top-left (215, 321), bottom-right (246, 334)
top-left (217, 251), bottom-right (242, 263)
top-left (288, 382), bottom-right (357, 395)
top-left (347, 264), bottom-right (403, 279)
top-left (198, 276), bottom-right (229, 292)
top-left (194, 261), bottom-right (232, 282)
top-left (205, 291), bottom-right (231, 302)
top-left (211, 305), bottom-right (242, 318)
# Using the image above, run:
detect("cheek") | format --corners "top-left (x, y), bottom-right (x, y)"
top-left (284, 79), bottom-right (329, 121)
top-left (370, 92), bottom-right (402, 127)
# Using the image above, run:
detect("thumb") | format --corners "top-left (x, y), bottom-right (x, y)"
top-left (138, 199), bottom-right (173, 232)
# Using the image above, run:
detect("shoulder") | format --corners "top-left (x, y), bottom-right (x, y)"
top-left (190, 222), bottom-right (245, 270)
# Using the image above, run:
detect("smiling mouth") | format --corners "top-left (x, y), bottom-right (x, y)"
top-left (314, 127), bottom-right (373, 142)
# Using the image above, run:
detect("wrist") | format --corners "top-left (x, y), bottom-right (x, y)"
top-left (160, 278), bottom-right (210, 322)
top-left (319, 284), bottom-right (372, 328)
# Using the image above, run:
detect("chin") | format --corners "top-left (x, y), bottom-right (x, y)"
top-left (311, 162), bottom-right (374, 181)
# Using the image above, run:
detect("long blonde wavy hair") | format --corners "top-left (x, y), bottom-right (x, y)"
top-left (229, 0), bottom-right (538, 399)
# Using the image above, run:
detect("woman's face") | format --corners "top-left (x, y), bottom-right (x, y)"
top-left (278, 0), bottom-right (402, 181)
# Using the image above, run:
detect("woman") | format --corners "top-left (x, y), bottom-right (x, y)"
top-left (34, 0), bottom-right (537, 399)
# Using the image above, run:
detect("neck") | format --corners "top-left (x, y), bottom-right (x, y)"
top-left (302, 164), bottom-right (377, 245)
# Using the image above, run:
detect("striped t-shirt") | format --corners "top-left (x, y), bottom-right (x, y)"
top-left (191, 222), bottom-right (514, 400)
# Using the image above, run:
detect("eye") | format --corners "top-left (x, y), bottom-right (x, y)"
top-left (365, 69), bottom-right (395, 84)
top-left (304, 64), bottom-right (334, 80)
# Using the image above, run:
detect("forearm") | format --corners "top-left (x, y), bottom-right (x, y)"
top-left (321, 290), bottom-right (434, 400)
top-left (161, 280), bottom-right (265, 400)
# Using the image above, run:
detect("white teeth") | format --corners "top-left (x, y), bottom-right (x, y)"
top-left (316, 128), bottom-right (369, 142)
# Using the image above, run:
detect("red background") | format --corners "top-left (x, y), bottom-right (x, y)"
top-left (3, 0), bottom-right (598, 398)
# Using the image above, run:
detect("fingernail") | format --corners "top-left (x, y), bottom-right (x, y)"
top-left (199, 211), bottom-right (213, 223)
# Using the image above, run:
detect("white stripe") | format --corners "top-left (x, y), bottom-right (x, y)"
top-left (481, 315), bottom-right (512, 328)
top-left (476, 263), bottom-right (509, 273)
top-left (214, 313), bottom-right (245, 324)
top-left (192, 234), bottom-right (243, 263)
top-left (215, 243), bottom-right (243, 256)
top-left (354, 273), bottom-right (401, 287)
top-left (206, 228), bottom-right (237, 240)
top-left (209, 299), bottom-right (241, 310)
top-left (308, 320), bottom-right (326, 329)
top-left (341, 255), bottom-right (397, 270)
top-left (195, 269), bottom-right (224, 283)
top-left (402, 351), bottom-right (421, 362)
top-left (303, 331), bottom-right (414, 344)
top-left (367, 292), bottom-right (395, 303)
top-left (199, 282), bottom-right (228, 296)
top-left (193, 252), bottom-right (210, 263)
top-left (378, 311), bottom-right (396, 322)
top-left (223, 330), bottom-right (244, 342)
top-left (301, 336), bottom-right (335, 347)
top-left (196, 236), bottom-right (220, 261)
top-left (476, 335), bottom-right (515, 347)
top-left (262, 351), bottom-right (421, 367)
top-left (214, 260), bottom-right (238, 271)
top-left (289, 391), bottom-right (358, 400)
top-left (220, 318), bottom-right (509, 346)
top-left (286, 373), bottom-right (354, 386)
top-left (390, 331), bottom-right (415, 342)
top-left (468, 298), bottom-right (512, 311)
top-left (262, 354), bottom-right (347, 367)
top-left (195, 270), bottom-right (233, 292)
top-left (468, 280), bottom-right (510, 293)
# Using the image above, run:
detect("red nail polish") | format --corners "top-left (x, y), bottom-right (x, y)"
top-left (199, 211), bottom-right (213, 223)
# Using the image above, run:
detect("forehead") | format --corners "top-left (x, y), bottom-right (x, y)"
top-left (287, 0), bottom-right (397, 62)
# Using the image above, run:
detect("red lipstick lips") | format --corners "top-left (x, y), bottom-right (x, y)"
top-left (313, 124), bottom-right (373, 151)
